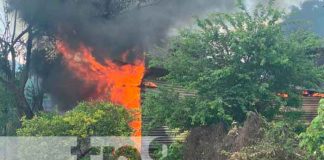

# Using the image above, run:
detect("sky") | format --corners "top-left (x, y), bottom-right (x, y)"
top-left (0, 0), bottom-right (25, 37)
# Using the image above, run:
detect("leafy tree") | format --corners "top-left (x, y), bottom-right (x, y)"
top-left (300, 99), bottom-right (324, 160)
top-left (143, 87), bottom-right (232, 130)
top-left (146, 1), bottom-right (324, 125)
top-left (17, 101), bottom-right (132, 137)
top-left (17, 101), bottom-right (138, 160)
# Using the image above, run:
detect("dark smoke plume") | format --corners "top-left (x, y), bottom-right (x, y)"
top-left (11, 0), bottom-right (235, 62)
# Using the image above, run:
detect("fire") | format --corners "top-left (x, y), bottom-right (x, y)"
top-left (143, 81), bottom-right (158, 88)
top-left (56, 41), bottom-right (145, 138)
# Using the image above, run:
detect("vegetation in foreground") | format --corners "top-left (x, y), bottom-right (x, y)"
top-left (18, 102), bottom-right (140, 160)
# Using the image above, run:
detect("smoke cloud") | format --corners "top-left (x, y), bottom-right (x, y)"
top-left (11, 0), bottom-right (236, 63)
top-left (286, 0), bottom-right (324, 37)
top-left (11, 0), bottom-right (312, 62)
top-left (245, 0), bottom-right (312, 12)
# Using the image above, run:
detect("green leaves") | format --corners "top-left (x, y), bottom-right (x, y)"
top-left (148, 1), bottom-right (323, 124)
top-left (142, 87), bottom-right (232, 131)
top-left (300, 99), bottom-right (324, 160)
top-left (17, 102), bottom-right (133, 137)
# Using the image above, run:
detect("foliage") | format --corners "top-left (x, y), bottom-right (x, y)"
top-left (148, 1), bottom-right (324, 123)
top-left (229, 120), bottom-right (307, 160)
top-left (17, 101), bottom-right (138, 159)
top-left (300, 99), bottom-right (324, 160)
top-left (17, 101), bottom-right (132, 137)
top-left (143, 87), bottom-right (232, 130)
top-left (152, 141), bottom-right (184, 160)
top-left (113, 146), bottom-right (141, 160)
top-left (0, 84), bottom-right (20, 135)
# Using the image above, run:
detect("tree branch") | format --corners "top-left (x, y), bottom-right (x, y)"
top-left (10, 10), bottom-right (18, 77)
top-left (12, 26), bottom-right (30, 46)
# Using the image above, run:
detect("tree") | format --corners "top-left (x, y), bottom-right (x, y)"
top-left (143, 87), bottom-right (232, 130)
top-left (17, 101), bottom-right (132, 136)
top-left (17, 101), bottom-right (135, 159)
top-left (300, 99), bottom-right (324, 160)
top-left (0, 1), bottom-right (35, 118)
top-left (145, 0), bottom-right (324, 127)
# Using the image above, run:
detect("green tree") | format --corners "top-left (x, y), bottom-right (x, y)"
top-left (17, 101), bottom-right (137, 160)
top-left (143, 87), bottom-right (232, 130)
top-left (17, 101), bottom-right (132, 137)
top-left (300, 99), bottom-right (324, 160)
top-left (145, 1), bottom-right (324, 127)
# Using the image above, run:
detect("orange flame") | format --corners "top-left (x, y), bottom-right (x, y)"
top-left (56, 41), bottom-right (145, 138)
top-left (143, 81), bottom-right (158, 88)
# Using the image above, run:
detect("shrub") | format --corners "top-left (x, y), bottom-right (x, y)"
top-left (229, 120), bottom-right (307, 160)
top-left (17, 101), bottom-right (136, 160)
top-left (17, 101), bottom-right (132, 137)
top-left (300, 99), bottom-right (324, 160)
top-left (151, 141), bottom-right (184, 160)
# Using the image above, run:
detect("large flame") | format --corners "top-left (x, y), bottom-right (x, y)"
top-left (56, 41), bottom-right (145, 138)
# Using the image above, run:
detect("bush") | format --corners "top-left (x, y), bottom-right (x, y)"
top-left (17, 101), bottom-right (137, 160)
top-left (143, 87), bottom-right (232, 131)
top-left (300, 99), bottom-right (324, 160)
top-left (17, 101), bottom-right (132, 137)
top-left (229, 120), bottom-right (307, 160)
top-left (151, 141), bottom-right (184, 160)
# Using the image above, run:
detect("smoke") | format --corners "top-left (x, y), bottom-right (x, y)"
top-left (10, 0), bottom-right (236, 63)
top-left (285, 0), bottom-right (324, 37)
top-left (11, 0), bottom-right (312, 62)
top-left (244, 0), bottom-right (312, 12)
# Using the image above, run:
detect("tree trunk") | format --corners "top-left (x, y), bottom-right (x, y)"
top-left (14, 27), bottom-right (35, 119)
top-left (16, 90), bottom-right (34, 119)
